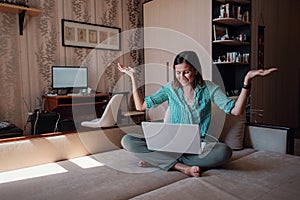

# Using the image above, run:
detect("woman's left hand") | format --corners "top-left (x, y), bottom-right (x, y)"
top-left (244, 68), bottom-right (278, 84)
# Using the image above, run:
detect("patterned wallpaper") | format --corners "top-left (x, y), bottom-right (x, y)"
top-left (0, 0), bottom-right (146, 132)
top-left (0, 12), bottom-right (22, 126)
top-left (37, 0), bottom-right (57, 92)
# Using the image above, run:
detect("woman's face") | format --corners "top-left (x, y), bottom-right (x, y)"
top-left (175, 63), bottom-right (196, 87)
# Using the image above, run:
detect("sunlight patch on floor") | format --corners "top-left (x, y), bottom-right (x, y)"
top-left (69, 156), bottom-right (105, 168)
top-left (0, 163), bottom-right (68, 184)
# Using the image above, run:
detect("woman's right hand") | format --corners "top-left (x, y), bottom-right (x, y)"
top-left (117, 63), bottom-right (136, 78)
top-left (117, 63), bottom-right (145, 111)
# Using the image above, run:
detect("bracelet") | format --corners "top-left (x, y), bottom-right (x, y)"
top-left (242, 83), bottom-right (251, 90)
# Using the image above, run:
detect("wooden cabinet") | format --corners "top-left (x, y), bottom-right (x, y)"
top-left (44, 94), bottom-right (110, 122)
top-left (212, 0), bottom-right (251, 96)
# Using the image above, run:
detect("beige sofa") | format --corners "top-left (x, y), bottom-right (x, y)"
top-left (0, 112), bottom-right (299, 200)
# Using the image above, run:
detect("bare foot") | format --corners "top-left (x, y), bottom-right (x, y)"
top-left (186, 166), bottom-right (201, 177)
top-left (172, 162), bottom-right (201, 177)
top-left (138, 160), bottom-right (153, 167)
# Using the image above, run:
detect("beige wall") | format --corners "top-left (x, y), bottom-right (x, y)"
top-left (143, 0), bottom-right (211, 121)
top-left (251, 0), bottom-right (300, 129)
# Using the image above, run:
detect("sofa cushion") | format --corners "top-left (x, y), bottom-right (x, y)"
top-left (92, 149), bottom-right (159, 173)
top-left (210, 103), bottom-right (246, 150)
top-left (219, 113), bottom-right (246, 150)
top-left (132, 151), bottom-right (300, 200)
top-left (230, 148), bottom-right (256, 161)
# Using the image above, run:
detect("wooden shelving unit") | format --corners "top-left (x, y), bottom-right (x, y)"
top-left (213, 39), bottom-right (250, 45)
top-left (213, 61), bottom-right (250, 65)
top-left (212, 0), bottom-right (251, 97)
top-left (213, 17), bottom-right (250, 26)
top-left (0, 3), bottom-right (42, 35)
top-left (0, 3), bottom-right (41, 15)
top-left (216, 0), bottom-right (250, 5)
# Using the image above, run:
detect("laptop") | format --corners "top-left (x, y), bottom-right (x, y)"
top-left (141, 122), bottom-right (205, 154)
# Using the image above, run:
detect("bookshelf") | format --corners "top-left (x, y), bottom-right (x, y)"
top-left (213, 17), bottom-right (250, 26)
top-left (212, 0), bottom-right (251, 97)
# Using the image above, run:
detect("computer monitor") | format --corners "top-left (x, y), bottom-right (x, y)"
top-left (52, 66), bottom-right (88, 92)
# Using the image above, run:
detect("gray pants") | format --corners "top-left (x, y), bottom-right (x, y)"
top-left (121, 133), bottom-right (232, 171)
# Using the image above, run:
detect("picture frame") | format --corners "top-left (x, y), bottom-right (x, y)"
top-left (62, 19), bottom-right (121, 50)
top-left (213, 25), bottom-right (228, 41)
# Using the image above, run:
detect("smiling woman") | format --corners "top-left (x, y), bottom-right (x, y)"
top-left (173, 51), bottom-right (203, 90)
top-left (117, 51), bottom-right (235, 177)
top-left (117, 49), bottom-right (278, 177)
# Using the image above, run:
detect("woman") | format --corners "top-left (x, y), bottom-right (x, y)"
top-left (117, 51), bottom-right (277, 177)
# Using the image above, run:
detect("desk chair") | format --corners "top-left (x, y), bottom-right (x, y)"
top-left (81, 94), bottom-right (123, 128)
top-left (110, 91), bottom-right (145, 124)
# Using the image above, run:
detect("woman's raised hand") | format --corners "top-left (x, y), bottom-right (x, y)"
top-left (117, 63), bottom-right (136, 78)
top-left (117, 63), bottom-right (145, 110)
top-left (245, 68), bottom-right (278, 84)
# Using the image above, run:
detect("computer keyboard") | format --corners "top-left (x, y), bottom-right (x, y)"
top-left (67, 93), bottom-right (82, 96)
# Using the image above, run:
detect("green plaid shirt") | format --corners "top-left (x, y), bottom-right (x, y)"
top-left (145, 80), bottom-right (236, 137)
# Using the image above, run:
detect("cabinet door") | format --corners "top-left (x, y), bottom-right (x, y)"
top-left (143, 0), bottom-right (211, 121)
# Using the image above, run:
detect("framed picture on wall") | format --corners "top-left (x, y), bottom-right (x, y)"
top-left (62, 19), bottom-right (121, 50)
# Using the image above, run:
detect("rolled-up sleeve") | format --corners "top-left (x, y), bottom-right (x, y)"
top-left (222, 98), bottom-right (236, 114)
top-left (145, 85), bottom-right (169, 110)
top-left (206, 81), bottom-right (236, 114)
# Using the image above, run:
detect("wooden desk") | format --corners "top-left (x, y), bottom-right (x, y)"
top-left (44, 94), bottom-right (110, 121)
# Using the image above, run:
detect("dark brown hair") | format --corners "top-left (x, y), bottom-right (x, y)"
top-left (173, 51), bottom-right (203, 88)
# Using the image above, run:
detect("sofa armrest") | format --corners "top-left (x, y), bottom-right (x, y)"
top-left (244, 123), bottom-right (294, 154)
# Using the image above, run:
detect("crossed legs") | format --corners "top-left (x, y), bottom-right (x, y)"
top-left (121, 134), bottom-right (232, 177)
